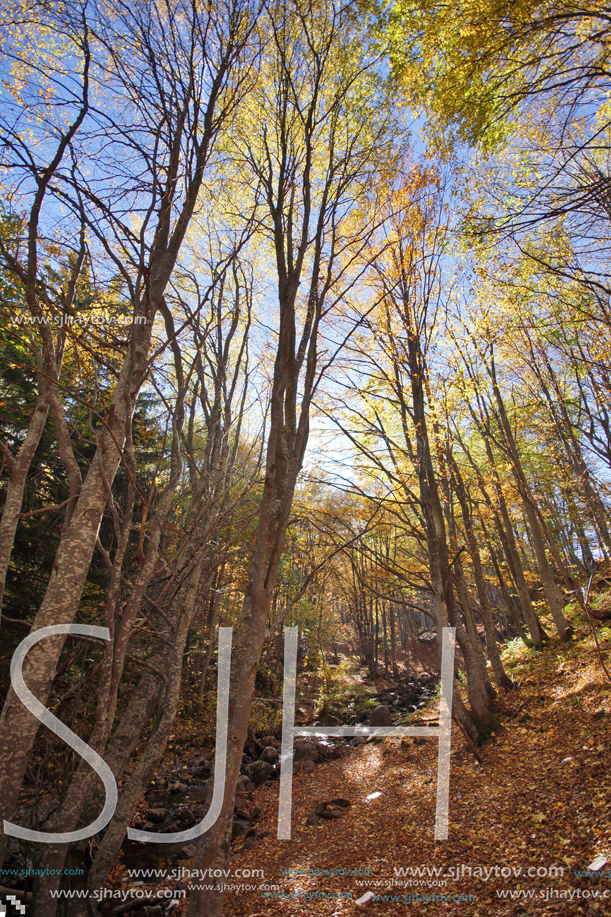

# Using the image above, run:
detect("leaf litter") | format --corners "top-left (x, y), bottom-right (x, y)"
top-left (224, 626), bottom-right (611, 916)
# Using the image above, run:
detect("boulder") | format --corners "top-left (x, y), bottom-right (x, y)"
top-left (146, 808), bottom-right (169, 824)
top-left (168, 782), bottom-right (190, 794)
top-left (236, 774), bottom-right (251, 794)
top-left (294, 739), bottom-right (319, 764)
top-left (324, 744), bottom-right (351, 760)
top-left (259, 745), bottom-right (279, 764)
top-left (369, 705), bottom-right (392, 727)
top-left (177, 808), bottom-right (196, 828)
top-left (232, 817), bottom-right (252, 839)
top-left (249, 760), bottom-right (276, 786)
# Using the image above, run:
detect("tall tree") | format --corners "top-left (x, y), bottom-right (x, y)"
top-left (0, 0), bottom-right (258, 869)
top-left (185, 2), bottom-right (396, 912)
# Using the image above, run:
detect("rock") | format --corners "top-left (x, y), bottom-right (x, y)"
top-left (418, 630), bottom-right (437, 644)
top-left (369, 705), bottom-right (392, 727)
top-left (317, 713), bottom-right (341, 726)
top-left (232, 817), bottom-right (252, 839)
top-left (234, 806), bottom-right (251, 821)
top-left (146, 808), bottom-right (169, 823)
top-left (177, 808), bottom-right (196, 828)
top-left (261, 735), bottom-right (277, 746)
top-left (315, 741), bottom-right (334, 758)
top-left (350, 736), bottom-right (366, 747)
top-left (302, 759), bottom-right (315, 774)
top-left (323, 746), bottom-right (342, 760)
top-left (177, 844), bottom-right (197, 859)
top-left (249, 760), bottom-right (276, 785)
top-left (294, 739), bottom-right (319, 764)
top-left (168, 782), bottom-right (189, 794)
top-left (236, 775), bottom-right (251, 794)
top-left (259, 745), bottom-right (280, 764)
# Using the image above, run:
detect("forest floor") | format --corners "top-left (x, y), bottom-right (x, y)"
top-left (110, 608), bottom-right (611, 917)
top-left (218, 611), bottom-right (611, 917)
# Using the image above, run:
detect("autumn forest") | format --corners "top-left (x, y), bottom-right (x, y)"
top-left (0, 1), bottom-right (610, 915)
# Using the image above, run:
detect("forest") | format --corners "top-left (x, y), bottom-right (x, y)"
top-left (0, 0), bottom-right (610, 915)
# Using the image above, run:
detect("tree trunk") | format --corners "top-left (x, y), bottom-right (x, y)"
top-left (488, 353), bottom-right (572, 641)
top-left (449, 451), bottom-right (512, 689)
top-left (483, 436), bottom-right (547, 646)
top-left (0, 392), bottom-right (49, 616)
top-left (389, 604), bottom-right (399, 678)
top-left (0, 341), bottom-right (149, 865)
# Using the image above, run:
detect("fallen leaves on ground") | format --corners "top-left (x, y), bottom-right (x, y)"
top-left (224, 627), bottom-right (611, 917)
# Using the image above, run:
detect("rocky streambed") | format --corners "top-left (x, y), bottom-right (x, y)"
top-left (125, 673), bottom-right (439, 866)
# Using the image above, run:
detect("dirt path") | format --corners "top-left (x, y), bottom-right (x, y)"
top-left (224, 627), bottom-right (611, 916)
